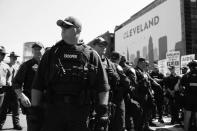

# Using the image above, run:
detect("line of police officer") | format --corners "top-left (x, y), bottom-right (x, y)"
top-left (89, 39), bottom-right (197, 131)
top-left (28, 16), bottom-right (157, 131)
top-left (90, 36), bottom-right (158, 131)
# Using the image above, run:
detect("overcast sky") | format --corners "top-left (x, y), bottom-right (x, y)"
top-left (0, 0), bottom-right (154, 61)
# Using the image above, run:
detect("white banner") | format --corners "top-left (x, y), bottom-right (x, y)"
top-left (158, 59), bottom-right (168, 76)
top-left (166, 51), bottom-right (180, 75)
top-left (181, 54), bottom-right (195, 68)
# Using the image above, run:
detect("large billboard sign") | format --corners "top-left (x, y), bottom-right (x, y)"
top-left (115, 0), bottom-right (183, 65)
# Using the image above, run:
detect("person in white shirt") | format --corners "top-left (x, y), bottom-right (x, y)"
top-left (0, 51), bottom-right (22, 130)
top-left (0, 46), bottom-right (10, 109)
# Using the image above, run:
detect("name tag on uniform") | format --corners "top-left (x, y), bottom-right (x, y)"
top-left (189, 83), bottom-right (197, 86)
top-left (64, 54), bottom-right (78, 59)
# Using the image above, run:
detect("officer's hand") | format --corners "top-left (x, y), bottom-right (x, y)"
top-left (19, 94), bottom-right (31, 107)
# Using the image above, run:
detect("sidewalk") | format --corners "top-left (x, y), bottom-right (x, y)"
top-left (1, 113), bottom-right (27, 131)
top-left (150, 116), bottom-right (184, 131)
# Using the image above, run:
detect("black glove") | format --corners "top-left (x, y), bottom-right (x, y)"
top-left (95, 105), bottom-right (109, 131)
top-left (106, 68), bottom-right (114, 77)
top-left (106, 68), bottom-right (120, 90)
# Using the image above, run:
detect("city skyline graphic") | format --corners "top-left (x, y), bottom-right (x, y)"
top-left (126, 35), bottom-right (184, 66)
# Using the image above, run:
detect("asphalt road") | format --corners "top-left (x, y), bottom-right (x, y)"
top-left (1, 113), bottom-right (27, 131)
top-left (150, 116), bottom-right (184, 131)
top-left (1, 113), bottom-right (185, 131)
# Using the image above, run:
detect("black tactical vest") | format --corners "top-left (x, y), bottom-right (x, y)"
top-left (48, 43), bottom-right (93, 96)
top-left (184, 71), bottom-right (197, 96)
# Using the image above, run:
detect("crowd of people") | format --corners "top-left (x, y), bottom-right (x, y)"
top-left (0, 16), bottom-right (197, 131)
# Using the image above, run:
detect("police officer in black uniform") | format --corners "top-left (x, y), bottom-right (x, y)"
top-left (91, 37), bottom-right (120, 93)
top-left (149, 64), bottom-right (164, 123)
top-left (13, 42), bottom-right (44, 131)
top-left (163, 65), bottom-right (180, 124)
top-left (31, 16), bottom-right (110, 131)
top-left (180, 60), bottom-right (197, 131)
top-left (91, 37), bottom-right (120, 131)
top-left (135, 58), bottom-right (155, 131)
top-left (119, 56), bottom-right (142, 131)
top-left (109, 52), bottom-right (130, 131)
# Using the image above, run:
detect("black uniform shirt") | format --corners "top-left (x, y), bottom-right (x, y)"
top-left (13, 58), bottom-right (39, 99)
top-left (164, 74), bottom-right (180, 91)
top-left (180, 70), bottom-right (197, 96)
top-left (32, 40), bottom-right (110, 94)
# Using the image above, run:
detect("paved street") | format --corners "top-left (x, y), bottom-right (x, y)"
top-left (1, 113), bottom-right (186, 131)
top-left (150, 116), bottom-right (184, 131)
top-left (1, 113), bottom-right (27, 131)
